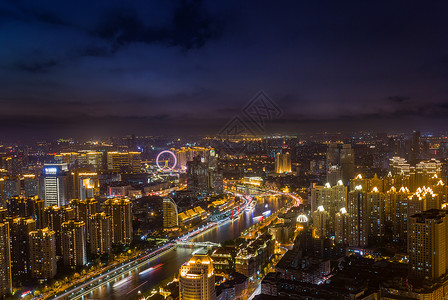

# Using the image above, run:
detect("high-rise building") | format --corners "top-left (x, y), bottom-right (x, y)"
top-left (389, 157), bottom-right (411, 176)
top-left (0, 222), bottom-right (11, 298)
top-left (44, 205), bottom-right (75, 255)
top-left (310, 181), bottom-right (347, 235)
top-left (411, 159), bottom-right (442, 191)
top-left (410, 130), bottom-right (421, 162)
top-left (173, 147), bottom-right (213, 171)
top-left (104, 198), bottom-right (132, 245)
top-left (10, 218), bottom-right (36, 280)
top-left (68, 170), bottom-right (100, 201)
top-left (39, 164), bottom-right (68, 207)
top-left (179, 254), bottom-right (216, 300)
top-left (366, 187), bottom-right (385, 244)
top-left (26, 196), bottom-right (45, 229)
top-left (6, 195), bottom-right (28, 217)
top-left (0, 176), bottom-right (20, 207)
top-left (29, 228), bottom-right (57, 280)
top-left (187, 152), bottom-right (223, 194)
top-left (70, 198), bottom-right (99, 241)
top-left (408, 187), bottom-right (439, 218)
top-left (89, 212), bottom-right (111, 255)
top-left (106, 152), bottom-right (141, 173)
top-left (326, 143), bottom-right (339, 167)
top-left (408, 209), bottom-right (448, 281)
top-left (335, 207), bottom-right (349, 245)
top-left (163, 196), bottom-right (178, 229)
top-left (22, 174), bottom-right (39, 197)
top-left (61, 220), bottom-right (87, 267)
top-left (275, 152), bottom-right (292, 174)
top-left (340, 144), bottom-right (355, 184)
top-left (347, 186), bottom-right (368, 247)
top-left (387, 186), bottom-right (411, 244)
top-left (0, 208), bottom-right (6, 223)
top-left (312, 206), bottom-right (330, 238)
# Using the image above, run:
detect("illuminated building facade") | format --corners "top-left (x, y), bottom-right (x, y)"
top-left (179, 254), bottom-right (216, 300)
top-left (39, 164), bottom-right (68, 207)
top-left (10, 218), bottom-right (35, 279)
top-left (366, 187), bottom-right (385, 243)
top-left (275, 152), bottom-right (292, 174)
top-left (347, 187), bottom-right (368, 247)
top-left (335, 207), bottom-right (349, 245)
top-left (187, 151), bottom-right (223, 194)
top-left (68, 170), bottom-right (100, 201)
top-left (104, 198), bottom-right (132, 245)
top-left (61, 220), bottom-right (87, 267)
top-left (387, 187), bottom-right (411, 244)
top-left (44, 205), bottom-right (75, 255)
top-left (163, 196), bottom-right (178, 229)
top-left (310, 181), bottom-right (347, 235)
top-left (408, 209), bottom-right (448, 281)
top-left (106, 152), bottom-right (141, 173)
top-left (29, 228), bottom-right (57, 280)
top-left (89, 212), bottom-right (111, 255)
top-left (70, 198), bottom-right (99, 241)
top-left (0, 222), bottom-right (11, 298)
top-left (173, 147), bottom-right (213, 171)
top-left (312, 206), bottom-right (330, 238)
top-left (23, 174), bottom-right (39, 197)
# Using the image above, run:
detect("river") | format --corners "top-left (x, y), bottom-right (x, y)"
top-left (84, 195), bottom-right (285, 300)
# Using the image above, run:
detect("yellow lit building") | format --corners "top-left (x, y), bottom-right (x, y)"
top-left (61, 220), bottom-right (87, 267)
top-left (104, 198), bottom-right (132, 245)
top-left (408, 209), bottom-right (448, 281)
top-left (163, 196), bottom-right (178, 229)
top-left (89, 212), bottom-right (111, 255)
top-left (29, 228), bottom-right (57, 280)
top-left (106, 152), bottom-right (141, 173)
top-left (275, 152), bottom-right (291, 174)
top-left (179, 254), bottom-right (216, 300)
top-left (0, 222), bottom-right (11, 298)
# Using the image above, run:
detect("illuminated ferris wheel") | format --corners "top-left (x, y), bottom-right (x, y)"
top-left (156, 150), bottom-right (177, 171)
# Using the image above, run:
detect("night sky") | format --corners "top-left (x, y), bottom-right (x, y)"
top-left (1, 1), bottom-right (448, 139)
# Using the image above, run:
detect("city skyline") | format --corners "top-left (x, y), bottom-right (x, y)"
top-left (1, 1), bottom-right (448, 139)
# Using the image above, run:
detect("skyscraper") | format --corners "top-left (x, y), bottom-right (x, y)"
top-left (61, 220), bottom-right (87, 267)
top-left (408, 209), bottom-right (448, 281)
top-left (187, 152), bottom-right (223, 194)
top-left (39, 164), bottom-right (68, 207)
top-left (89, 212), bottom-right (111, 255)
top-left (23, 174), bottom-right (39, 197)
top-left (179, 254), bottom-right (216, 300)
top-left (10, 218), bottom-right (36, 280)
top-left (29, 228), bottom-right (57, 280)
top-left (44, 205), bottom-right (75, 255)
top-left (104, 198), bottom-right (132, 245)
top-left (387, 186), bottom-right (411, 244)
top-left (347, 186), bottom-right (368, 247)
top-left (163, 196), bottom-right (179, 229)
top-left (70, 198), bottom-right (99, 241)
top-left (0, 222), bottom-right (11, 298)
top-left (67, 170), bottom-right (100, 201)
top-left (366, 187), bottom-right (385, 244)
top-left (26, 196), bottom-right (45, 229)
top-left (310, 181), bottom-right (347, 235)
top-left (340, 144), bottom-right (355, 184)
top-left (335, 207), bottom-right (349, 245)
top-left (312, 205), bottom-right (330, 238)
top-left (275, 152), bottom-right (292, 174)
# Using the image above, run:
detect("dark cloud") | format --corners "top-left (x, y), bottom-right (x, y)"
top-left (388, 96), bottom-right (409, 103)
top-left (1, 1), bottom-right (448, 138)
top-left (94, 0), bottom-right (223, 53)
top-left (14, 59), bottom-right (59, 73)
